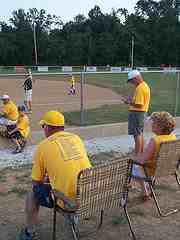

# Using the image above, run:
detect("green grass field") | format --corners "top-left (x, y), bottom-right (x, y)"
top-left (0, 67), bottom-right (179, 126)
top-left (85, 72), bottom-right (178, 113)
top-left (65, 72), bottom-right (179, 126)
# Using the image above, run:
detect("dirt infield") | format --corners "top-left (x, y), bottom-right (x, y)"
top-left (0, 75), bottom-right (121, 131)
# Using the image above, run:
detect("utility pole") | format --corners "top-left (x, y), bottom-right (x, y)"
top-left (131, 35), bottom-right (134, 69)
top-left (33, 22), bottom-right (38, 65)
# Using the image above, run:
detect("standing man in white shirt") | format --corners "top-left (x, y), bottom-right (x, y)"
top-left (23, 69), bottom-right (34, 113)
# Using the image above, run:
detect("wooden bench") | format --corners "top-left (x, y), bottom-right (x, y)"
top-left (51, 157), bottom-right (136, 240)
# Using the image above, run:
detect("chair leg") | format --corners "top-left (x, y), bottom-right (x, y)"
top-left (123, 206), bottom-right (136, 240)
top-left (68, 215), bottom-right (80, 240)
top-left (71, 223), bottom-right (79, 240)
top-left (175, 172), bottom-right (180, 188)
top-left (52, 207), bottom-right (57, 240)
top-left (98, 210), bottom-right (104, 229)
top-left (149, 183), bottom-right (178, 217)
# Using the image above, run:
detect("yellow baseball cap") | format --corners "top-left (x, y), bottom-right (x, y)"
top-left (39, 110), bottom-right (64, 126)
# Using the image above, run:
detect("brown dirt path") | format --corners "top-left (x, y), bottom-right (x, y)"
top-left (0, 75), bottom-right (122, 131)
top-left (0, 167), bottom-right (180, 240)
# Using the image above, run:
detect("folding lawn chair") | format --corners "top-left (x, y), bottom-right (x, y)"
top-left (51, 157), bottom-right (136, 240)
top-left (132, 139), bottom-right (180, 217)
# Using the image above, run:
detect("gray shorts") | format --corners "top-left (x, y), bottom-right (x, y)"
top-left (128, 111), bottom-right (145, 136)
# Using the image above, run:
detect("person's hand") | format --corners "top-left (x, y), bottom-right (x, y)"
top-left (121, 96), bottom-right (131, 104)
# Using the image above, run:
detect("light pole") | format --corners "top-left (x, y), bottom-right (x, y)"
top-left (33, 22), bottom-right (38, 65)
top-left (131, 35), bottom-right (134, 68)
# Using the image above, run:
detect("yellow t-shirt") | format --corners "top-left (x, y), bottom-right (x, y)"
top-left (129, 81), bottom-right (150, 112)
top-left (17, 115), bottom-right (30, 138)
top-left (32, 131), bottom-right (92, 205)
top-left (2, 100), bottom-right (18, 121)
top-left (146, 134), bottom-right (177, 176)
top-left (71, 77), bottom-right (75, 86)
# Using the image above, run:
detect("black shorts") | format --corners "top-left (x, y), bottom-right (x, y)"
top-left (6, 124), bottom-right (17, 132)
top-left (10, 130), bottom-right (23, 140)
top-left (128, 111), bottom-right (145, 136)
top-left (33, 184), bottom-right (53, 208)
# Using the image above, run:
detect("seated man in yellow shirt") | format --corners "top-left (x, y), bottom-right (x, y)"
top-left (19, 110), bottom-right (92, 240)
top-left (9, 105), bottom-right (30, 154)
top-left (0, 94), bottom-right (18, 129)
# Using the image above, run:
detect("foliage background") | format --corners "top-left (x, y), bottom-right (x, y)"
top-left (1, 0), bottom-right (180, 66)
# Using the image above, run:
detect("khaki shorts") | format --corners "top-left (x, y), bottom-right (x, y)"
top-left (128, 111), bottom-right (145, 136)
top-left (24, 89), bottom-right (32, 101)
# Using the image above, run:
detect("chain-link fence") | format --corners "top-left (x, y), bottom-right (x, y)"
top-left (0, 66), bottom-right (179, 127)
top-left (77, 70), bottom-right (179, 126)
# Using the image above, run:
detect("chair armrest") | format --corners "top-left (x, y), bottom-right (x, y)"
top-left (51, 190), bottom-right (78, 211)
top-left (130, 160), bottom-right (152, 182)
top-left (131, 160), bottom-right (144, 166)
top-left (132, 159), bottom-right (150, 167)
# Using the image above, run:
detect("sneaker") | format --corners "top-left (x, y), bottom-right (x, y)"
top-left (25, 109), bottom-right (32, 114)
top-left (26, 110), bottom-right (32, 114)
top-left (19, 228), bottom-right (40, 240)
top-left (12, 147), bottom-right (23, 154)
top-left (20, 139), bottom-right (27, 149)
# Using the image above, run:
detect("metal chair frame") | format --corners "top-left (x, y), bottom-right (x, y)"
top-left (132, 139), bottom-right (180, 217)
top-left (52, 157), bottom-right (136, 240)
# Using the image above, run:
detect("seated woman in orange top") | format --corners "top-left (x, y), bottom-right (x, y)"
top-left (132, 111), bottom-right (176, 200)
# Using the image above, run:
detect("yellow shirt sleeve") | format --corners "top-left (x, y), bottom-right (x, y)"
top-left (31, 144), bottom-right (46, 181)
top-left (18, 115), bottom-right (30, 138)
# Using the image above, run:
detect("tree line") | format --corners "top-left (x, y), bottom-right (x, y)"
top-left (0, 0), bottom-right (180, 66)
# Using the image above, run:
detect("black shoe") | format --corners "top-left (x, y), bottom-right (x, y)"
top-left (20, 139), bottom-right (27, 149)
top-left (19, 228), bottom-right (39, 240)
top-left (12, 148), bottom-right (23, 154)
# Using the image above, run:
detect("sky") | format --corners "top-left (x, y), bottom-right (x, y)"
top-left (0, 0), bottom-right (138, 24)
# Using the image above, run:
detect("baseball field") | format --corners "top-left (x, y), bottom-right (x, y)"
top-left (0, 72), bottom-right (180, 240)
top-left (0, 71), bottom-right (179, 128)
top-left (0, 74), bottom-right (122, 131)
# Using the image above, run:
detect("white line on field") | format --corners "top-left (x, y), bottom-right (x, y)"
top-left (33, 99), bottom-right (122, 106)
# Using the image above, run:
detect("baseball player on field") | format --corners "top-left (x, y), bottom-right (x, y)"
top-left (68, 75), bottom-right (76, 95)
top-left (23, 69), bottom-right (34, 113)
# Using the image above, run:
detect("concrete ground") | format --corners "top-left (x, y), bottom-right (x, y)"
top-left (0, 126), bottom-right (179, 170)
